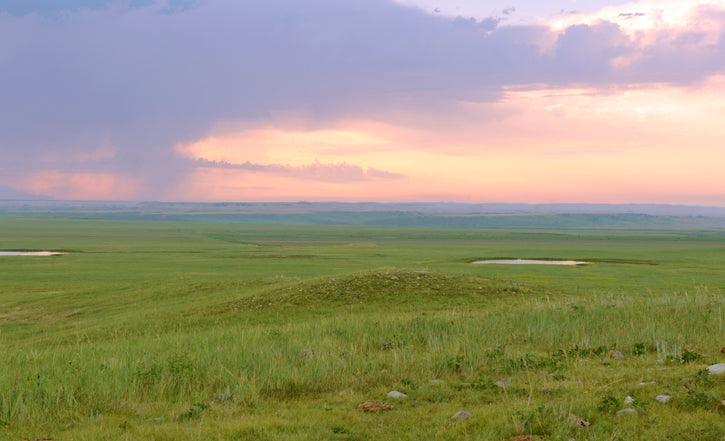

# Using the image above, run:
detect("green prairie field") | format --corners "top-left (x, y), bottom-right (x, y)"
top-left (1, 215), bottom-right (725, 440)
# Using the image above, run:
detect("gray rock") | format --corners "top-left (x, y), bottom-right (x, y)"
top-left (655, 394), bottom-right (671, 403)
top-left (495, 378), bottom-right (511, 387)
top-left (624, 396), bottom-right (634, 404)
top-left (452, 410), bottom-right (472, 419)
top-left (610, 350), bottom-right (625, 359)
top-left (387, 390), bottom-right (407, 399)
top-left (616, 408), bottom-right (638, 417)
top-left (707, 363), bottom-right (725, 375)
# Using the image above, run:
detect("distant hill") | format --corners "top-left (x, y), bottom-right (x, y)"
top-left (1, 201), bottom-right (724, 229)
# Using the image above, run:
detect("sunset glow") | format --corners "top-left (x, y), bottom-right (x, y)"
top-left (2, 0), bottom-right (724, 205)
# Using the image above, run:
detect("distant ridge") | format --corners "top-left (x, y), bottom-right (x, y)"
top-left (1, 200), bottom-right (723, 217)
top-left (1, 201), bottom-right (724, 229)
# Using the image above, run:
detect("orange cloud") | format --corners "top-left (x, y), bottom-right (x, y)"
top-left (177, 125), bottom-right (397, 166)
top-left (167, 73), bottom-right (725, 204)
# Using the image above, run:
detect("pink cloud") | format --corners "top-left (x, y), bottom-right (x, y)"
top-left (21, 171), bottom-right (140, 200)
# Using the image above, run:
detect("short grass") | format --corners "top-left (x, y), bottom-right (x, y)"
top-left (1, 216), bottom-right (724, 440)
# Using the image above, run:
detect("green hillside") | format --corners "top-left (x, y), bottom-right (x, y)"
top-left (1, 216), bottom-right (725, 440)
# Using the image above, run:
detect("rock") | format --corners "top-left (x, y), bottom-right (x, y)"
top-left (616, 408), bottom-right (638, 417)
top-left (452, 410), bottom-right (472, 419)
top-left (430, 379), bottom-right (444, 385)
top-left (638, 381), bottom-right (656, 386)
top-left (390, 276), bottom-right (399, 281)
top-left (357, 401), bottom-right (393, 412)
top-left (624, 396), bottom-right (634, 404)
top-left (387, 390), bottom-right (407, 399)
top-left (495, 378), bottom-right (511, 387)
top-left (567, 413), bottom-right (590, 428)
top-left (380, 369), bottom-right (388, 374)
top-left (707, 363), bottom-right (725, 375)
top-left (609, 350), bottom-right (624, 359)
top-left (655, 394), bottom-right (671, 403)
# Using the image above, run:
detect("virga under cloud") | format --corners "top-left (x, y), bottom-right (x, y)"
top-left (1, 0), bottom-right (724, 203)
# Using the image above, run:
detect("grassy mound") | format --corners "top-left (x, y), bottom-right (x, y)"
top-left (229, 268), bottom-right (529, 312)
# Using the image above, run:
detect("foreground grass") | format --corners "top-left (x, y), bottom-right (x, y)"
top-left (1, 217), bottom-right (724, 440)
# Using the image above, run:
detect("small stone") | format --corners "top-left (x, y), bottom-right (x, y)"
top-left (624, 396), bottom-right (634, 404)
top-left (655, 394), bottom-right (671, 403)
top-left (707, 363), bottom-right (725, 375)
top-left (387, 390), bottom-right (407, 399)
top-left (638, 381), bottom-right (656, 386)
top-left (616, 408), bottom-right (638, 417)
top-left (430, 379), bottom-right (444, 385)
top-left (390, 276), bottom-right (399, 280)
top-left (609, 350), bottom-right (624, 359)
top-left (567, 413), bottom-right (590, 428)
top-left (380, 369), bottom-right (388, 374)
top-left (452, 410), bottom-right (472, 419)
top-left (495, 378), bottom-right (511, 387)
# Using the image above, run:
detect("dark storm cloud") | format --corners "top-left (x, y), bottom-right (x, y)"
top-left (548, 21), bottom-right (630, 83)
top-left (0, 0), bottom-right (196, 17)
top-left (1, 0), bottom-right (724, 198)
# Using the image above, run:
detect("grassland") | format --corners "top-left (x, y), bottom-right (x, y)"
top-left (1, 215), bottom-right (725, 440)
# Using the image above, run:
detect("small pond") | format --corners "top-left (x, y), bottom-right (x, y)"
top-left (0, 251), bottom-right (65, 256)
top-left (472, 259), bottom-right (588, 266)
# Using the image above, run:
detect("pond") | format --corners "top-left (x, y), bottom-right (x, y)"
top-left (0, 251), bottom-right (66, 256)
top-left (472, 259), bottom-right (588, 266)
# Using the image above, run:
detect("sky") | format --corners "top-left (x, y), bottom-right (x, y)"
top-left (1, 0), bottom-right (725, 204)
